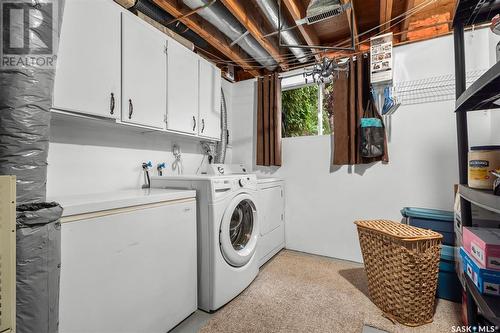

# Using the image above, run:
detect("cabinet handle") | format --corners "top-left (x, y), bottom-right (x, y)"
top-left (110, 93), bottom-right (115, 115)
top-left (192, 116), bottom-right (196, 131)
top-left (201, 119), bottom-right (205, 133)
top-left (128, 99), bottom-right (133, 119)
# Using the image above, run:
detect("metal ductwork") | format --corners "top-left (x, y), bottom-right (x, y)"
top-left (305, 0), bottom-right (350, 25)
top-left (215, 87), bottom-right (228, 164)
top-left (131, 0), bottom-right (209, 49)
top-left (182, 0), bottom-right (277, 71)
top-left (254, 0), bottom-right (309, 63)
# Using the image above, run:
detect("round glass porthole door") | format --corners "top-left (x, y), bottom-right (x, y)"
top-left (220, 194), bottom-right (259, 267)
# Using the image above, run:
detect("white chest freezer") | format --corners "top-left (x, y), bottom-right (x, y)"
top-left (50, 189), bottom-right (197, 333)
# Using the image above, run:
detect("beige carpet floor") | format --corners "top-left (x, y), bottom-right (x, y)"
top-left (200, 250), bottom-right (462, 333)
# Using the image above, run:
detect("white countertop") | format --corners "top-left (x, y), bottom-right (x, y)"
top-left (49, 188), bottom-right (196, 217)
top-left (257, 177), bottom-right (284, 184)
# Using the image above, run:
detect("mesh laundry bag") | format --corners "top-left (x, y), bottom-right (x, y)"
top-left (355, 220), bottom-right (442, 326)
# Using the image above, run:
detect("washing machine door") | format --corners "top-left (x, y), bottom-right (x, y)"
top-left (219, 193), bottom-right (259, 267)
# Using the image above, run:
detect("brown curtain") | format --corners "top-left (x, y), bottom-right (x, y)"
top-left (331, 55), bottom-right (389, 165)
top-left (257, 73), bottom-right (282, 166)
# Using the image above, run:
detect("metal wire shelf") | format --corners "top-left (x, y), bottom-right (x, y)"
top-left (393, 70), bottom-right (486, 105)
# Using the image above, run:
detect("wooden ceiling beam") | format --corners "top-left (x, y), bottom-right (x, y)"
top-left (220, 0), bottom-right (287, 70)
top-left (380, 0), bottom-right (394, 32)
top-left (400, 0), bottom-right (415, 41)
top-left (153, 0), bottom-right (260, 76)
top-left (341, 0), bottom-right (359, 49)
top-left (280, 0), bottom-right (321, 61)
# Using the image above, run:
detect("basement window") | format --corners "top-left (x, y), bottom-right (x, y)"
top-left (281, 83), bottom-right (333, 138)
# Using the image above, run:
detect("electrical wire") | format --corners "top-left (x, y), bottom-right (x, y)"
top-left (196, 155), bottom-right (206, 175)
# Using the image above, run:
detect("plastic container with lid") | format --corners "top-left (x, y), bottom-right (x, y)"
top-left (437, 245), bottom-right (462, 302)
top-left (401, 207), bottom-right (455, 245)
top-left (468, 145), bottom-right (500, 190)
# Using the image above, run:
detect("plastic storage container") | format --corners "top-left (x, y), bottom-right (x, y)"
top-left (437, 245), bottom-right (462, 302)
top-left (468, 146), bottom-right (500, 190)
top-left (401, 207), bottom-right (455, 245)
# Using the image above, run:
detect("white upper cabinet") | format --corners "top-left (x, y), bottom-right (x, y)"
top-left (198, 58), bottom-right (222, 140)
top-left (54, 0), bottom-right (121, 118)
top-left (121, 13), bottom-right (167, 129)
top-left (166, 39), bottom-right (199, 135)
top-left (54, 0), bottom-right (222, 140)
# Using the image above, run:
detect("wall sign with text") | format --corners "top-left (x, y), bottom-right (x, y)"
top-left (370, 32), bottom-right (393, 85)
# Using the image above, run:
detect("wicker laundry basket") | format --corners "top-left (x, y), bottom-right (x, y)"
top-left (355, 220), bottom-right (443, 327)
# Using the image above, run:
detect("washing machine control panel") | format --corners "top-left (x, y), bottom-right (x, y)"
top-left (211, 176), bottom-right (257, 198)
top-left (238, 176), bottom-right (258, 187)
top-left (207, 164), bottom-right (248, 176)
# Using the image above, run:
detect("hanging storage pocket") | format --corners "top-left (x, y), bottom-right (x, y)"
top-left (360, 100), bottom-right (385, 158)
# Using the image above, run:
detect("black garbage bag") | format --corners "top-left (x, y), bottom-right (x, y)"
top-left (16, 202), bottom-right (63, 333)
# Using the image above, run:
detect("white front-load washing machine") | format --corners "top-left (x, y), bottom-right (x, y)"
top-left (151, 173), bottom-right (259, 312)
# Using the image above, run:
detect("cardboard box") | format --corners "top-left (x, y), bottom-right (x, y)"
top-left (460, 247), bottom-right (500, 296)
top-left (463, 227), bottom-right (500, 270)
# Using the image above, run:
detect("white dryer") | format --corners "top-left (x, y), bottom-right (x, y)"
top-left (151, 173), bottom-right (259, 312)
top-left (257, 178), bottom-right (285, 266)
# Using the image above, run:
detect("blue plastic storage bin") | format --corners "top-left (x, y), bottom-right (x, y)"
top-left (437, 245), bottom-right (462, 302)
top-left (401, 207), bottom-right (455, 245)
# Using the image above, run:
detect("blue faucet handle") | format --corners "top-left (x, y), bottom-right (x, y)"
top-left (142, 161), bottom-right (153, 169)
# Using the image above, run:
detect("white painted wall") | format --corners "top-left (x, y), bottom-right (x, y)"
top-left (47, 78), bottom-right (234, 197)
top-left (488, 33), bottom-right (500, 144)
top-left (231, 78), bottom-right (257, 170)
top-left (230, 29), bottom-right (499, 263)
top-left (491, 112), bottom-right (500, 143)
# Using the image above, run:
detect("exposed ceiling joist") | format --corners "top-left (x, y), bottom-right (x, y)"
top-left (341, 0), bottom-right (359, 48)
top-left (153, 0), bottom-right (260, 76)
top-left (280, 0), bottom-right (321, 61)
top-left (220, 0), bottom-right (288, 70)
top-left (380, 0), bottom-right (394, 32)
top-left (400, 0), bottom-right (416, 41)
top-left (449, 0), bottom-right (458, 27)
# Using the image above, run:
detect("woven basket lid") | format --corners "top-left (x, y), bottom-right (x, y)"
top-left (355, 220), bottom-right (443, 241)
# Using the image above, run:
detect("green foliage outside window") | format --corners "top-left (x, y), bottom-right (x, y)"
top-left (281, 84), bottom-right (333, 137)
top-left (322, 83), bottom-right (334, 135)
top-left (282, 85), bottom-right (318, 137)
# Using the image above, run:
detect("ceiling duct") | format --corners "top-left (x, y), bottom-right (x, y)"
top-left (183, 0), bottom-right (277, 71)
top-left (304, 0), bottom-right (351, 25)
top-left (254, 0), bottom-right (308, 63)
top-left (131, 0), bottom-right (208, 49)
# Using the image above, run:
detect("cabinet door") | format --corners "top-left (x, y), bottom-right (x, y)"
top-left (198, 58), bottom-right (222, 140)
top-left (167, 39), bottom-right (199, 135)
top-left (260, 185), bottom-right (284, 235)
top-left (122, 13), bottom-right (167, 129)
top-left (53, 0), bottom-right (121, 118)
